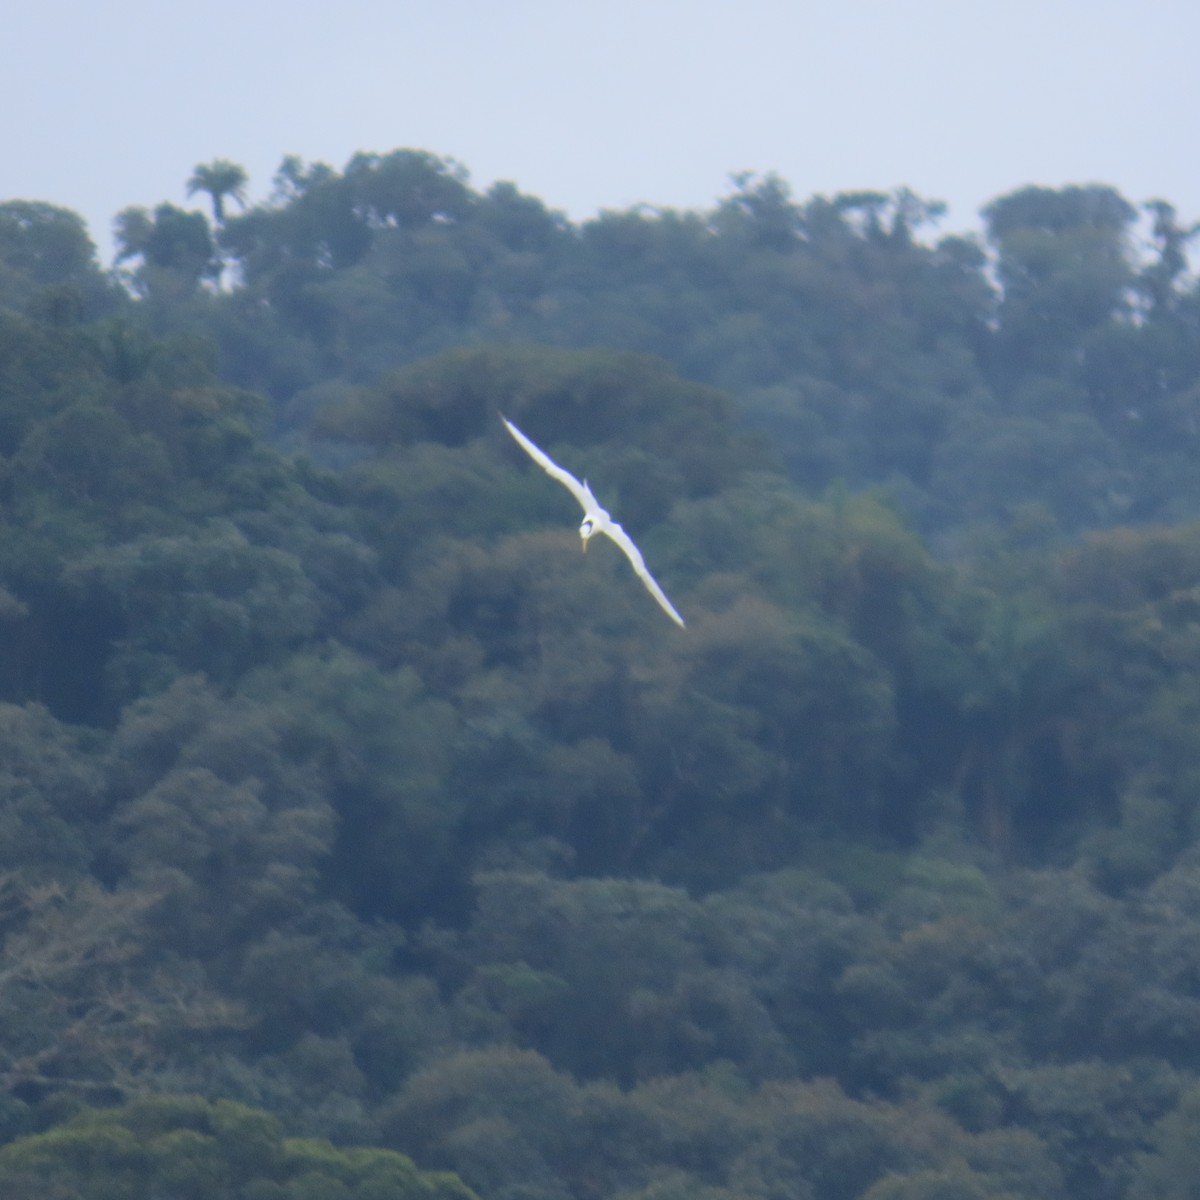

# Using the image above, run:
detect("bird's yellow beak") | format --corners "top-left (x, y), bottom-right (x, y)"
top-left (581, 538), bottom-right (588, 553)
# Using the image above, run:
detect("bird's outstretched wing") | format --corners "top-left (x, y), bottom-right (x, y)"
top-left (502, 417), bottom-right (592, 513)
top-left (603, 523), bottom-right (687, 628)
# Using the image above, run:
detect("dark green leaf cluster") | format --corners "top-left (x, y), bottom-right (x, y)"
top-left (0, 1094), bottom-right (475, 1199)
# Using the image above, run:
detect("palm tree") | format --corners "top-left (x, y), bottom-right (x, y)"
top-left (186, 159), bottom-right (248, 224)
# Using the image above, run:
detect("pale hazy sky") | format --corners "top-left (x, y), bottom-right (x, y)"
top-left (4, 0), bottom-right (1197, 262)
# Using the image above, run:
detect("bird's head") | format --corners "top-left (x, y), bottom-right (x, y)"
top-left (579, 517), bottom-right (595, 552)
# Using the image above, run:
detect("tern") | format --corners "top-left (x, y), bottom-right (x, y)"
top-left (502, 416), bottom-right (686, 628)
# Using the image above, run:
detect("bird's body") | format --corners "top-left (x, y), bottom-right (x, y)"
top-left (502, 416), bottom-right (686, 627)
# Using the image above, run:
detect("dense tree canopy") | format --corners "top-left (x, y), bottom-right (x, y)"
top-left (0, 152), bottom-right (1198, 1198)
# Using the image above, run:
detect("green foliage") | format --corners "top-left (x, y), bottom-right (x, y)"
top-left (115, 203), bottom-right (221, 301)
top-left (2, 157), bottom-right (1200, 1200)
top-left (384, 1056), bottom-right (1062, 1200)
top-left (0, 1095), bottom-right (475, 1200)
top-left (188, 160), bottom-right (250, 225)
top-left (984, 184), bottom-right (1139, 377)
top-left (0, 200), bottom-right (119, 319)
top-left (1132, 1083), bottom-right (1200, 1200)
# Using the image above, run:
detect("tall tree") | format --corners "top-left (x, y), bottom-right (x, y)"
top-left (983, 184), bottom-right (1138, 384)
top-left (114, 202), bottom-right (221, 297)
top-left (1139, 199), bottom-right (1200, 313)
top-left (186, 159), bottom-right (249, 224)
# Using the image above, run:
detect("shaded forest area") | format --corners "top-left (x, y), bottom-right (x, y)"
top-left (1, 149), bottom-right (1200, 1197)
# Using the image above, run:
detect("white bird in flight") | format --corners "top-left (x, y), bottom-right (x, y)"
top-left (502, 416), bottom-right (686, 628)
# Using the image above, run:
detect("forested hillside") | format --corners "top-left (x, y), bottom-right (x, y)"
top-left (0, 151), bottom-right (1199, 1198)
